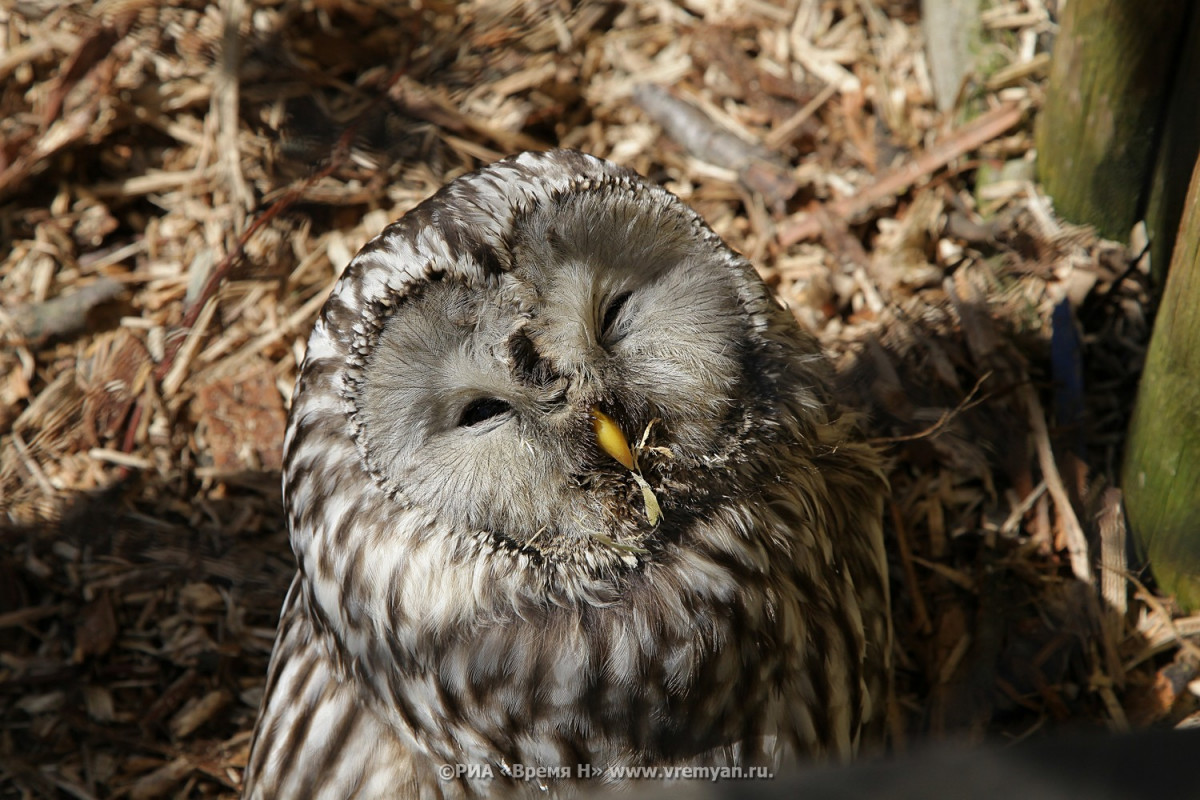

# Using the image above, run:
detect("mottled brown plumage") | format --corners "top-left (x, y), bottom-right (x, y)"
top-left (243, 150), bottom-right (890, 799)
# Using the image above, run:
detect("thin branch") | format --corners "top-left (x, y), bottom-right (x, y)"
top-left (869, 371), bottom-right (993, 445)
top-left (778, 101), bottom-right (1025, 245)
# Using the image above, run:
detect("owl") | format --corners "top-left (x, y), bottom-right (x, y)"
top-left (242, 150), bottom-right (890, 799)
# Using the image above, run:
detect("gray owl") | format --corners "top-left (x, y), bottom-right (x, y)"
top-left (242, 150), bottom-right (890, 799)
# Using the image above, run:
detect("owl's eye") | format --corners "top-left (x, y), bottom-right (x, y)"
top-left (601, 291), bottom-right (633, 341)
top-left (458, 398), bottom-right (512, 428)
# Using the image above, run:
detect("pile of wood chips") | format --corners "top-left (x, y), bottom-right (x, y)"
top-left (2, 1), bottom-right (1197, 797)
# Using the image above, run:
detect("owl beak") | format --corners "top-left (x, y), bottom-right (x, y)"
top-left (590, 405), bottom-right (663, 526)
top-left (590, 406), bottom-right (636, 470)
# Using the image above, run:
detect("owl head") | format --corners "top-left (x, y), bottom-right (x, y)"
top-left (285, 150), bottom-right (832, 649)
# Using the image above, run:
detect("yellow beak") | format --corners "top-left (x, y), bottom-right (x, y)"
top-left (590, 406), bottom-right (636, 471)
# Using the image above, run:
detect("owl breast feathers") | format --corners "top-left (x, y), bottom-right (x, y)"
top-left (243, 149), bottom-right (890, 799)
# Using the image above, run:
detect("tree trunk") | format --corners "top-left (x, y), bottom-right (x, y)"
top-left (921, 0), bottom-right (981, 112)
top-left (1123, 154), bottom-right (1200, 611)
top-left (1035, 0), bottom-right (1188, 242)
top-left (1145, 7), bottom-right (1200, 283)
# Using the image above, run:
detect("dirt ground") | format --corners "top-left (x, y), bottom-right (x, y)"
top-left (1, 1), bottom-right (1196, 798)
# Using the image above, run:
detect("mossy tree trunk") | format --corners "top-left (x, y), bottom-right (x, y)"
top-left (1123, 154), bottom-right (1200, 611)
top-left (921, 0), bottom-right (981, 112)
top-left (1035, 1), bottom-right (1189, 242)
top-left (1145, 7), bottom-right (1200, 282)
